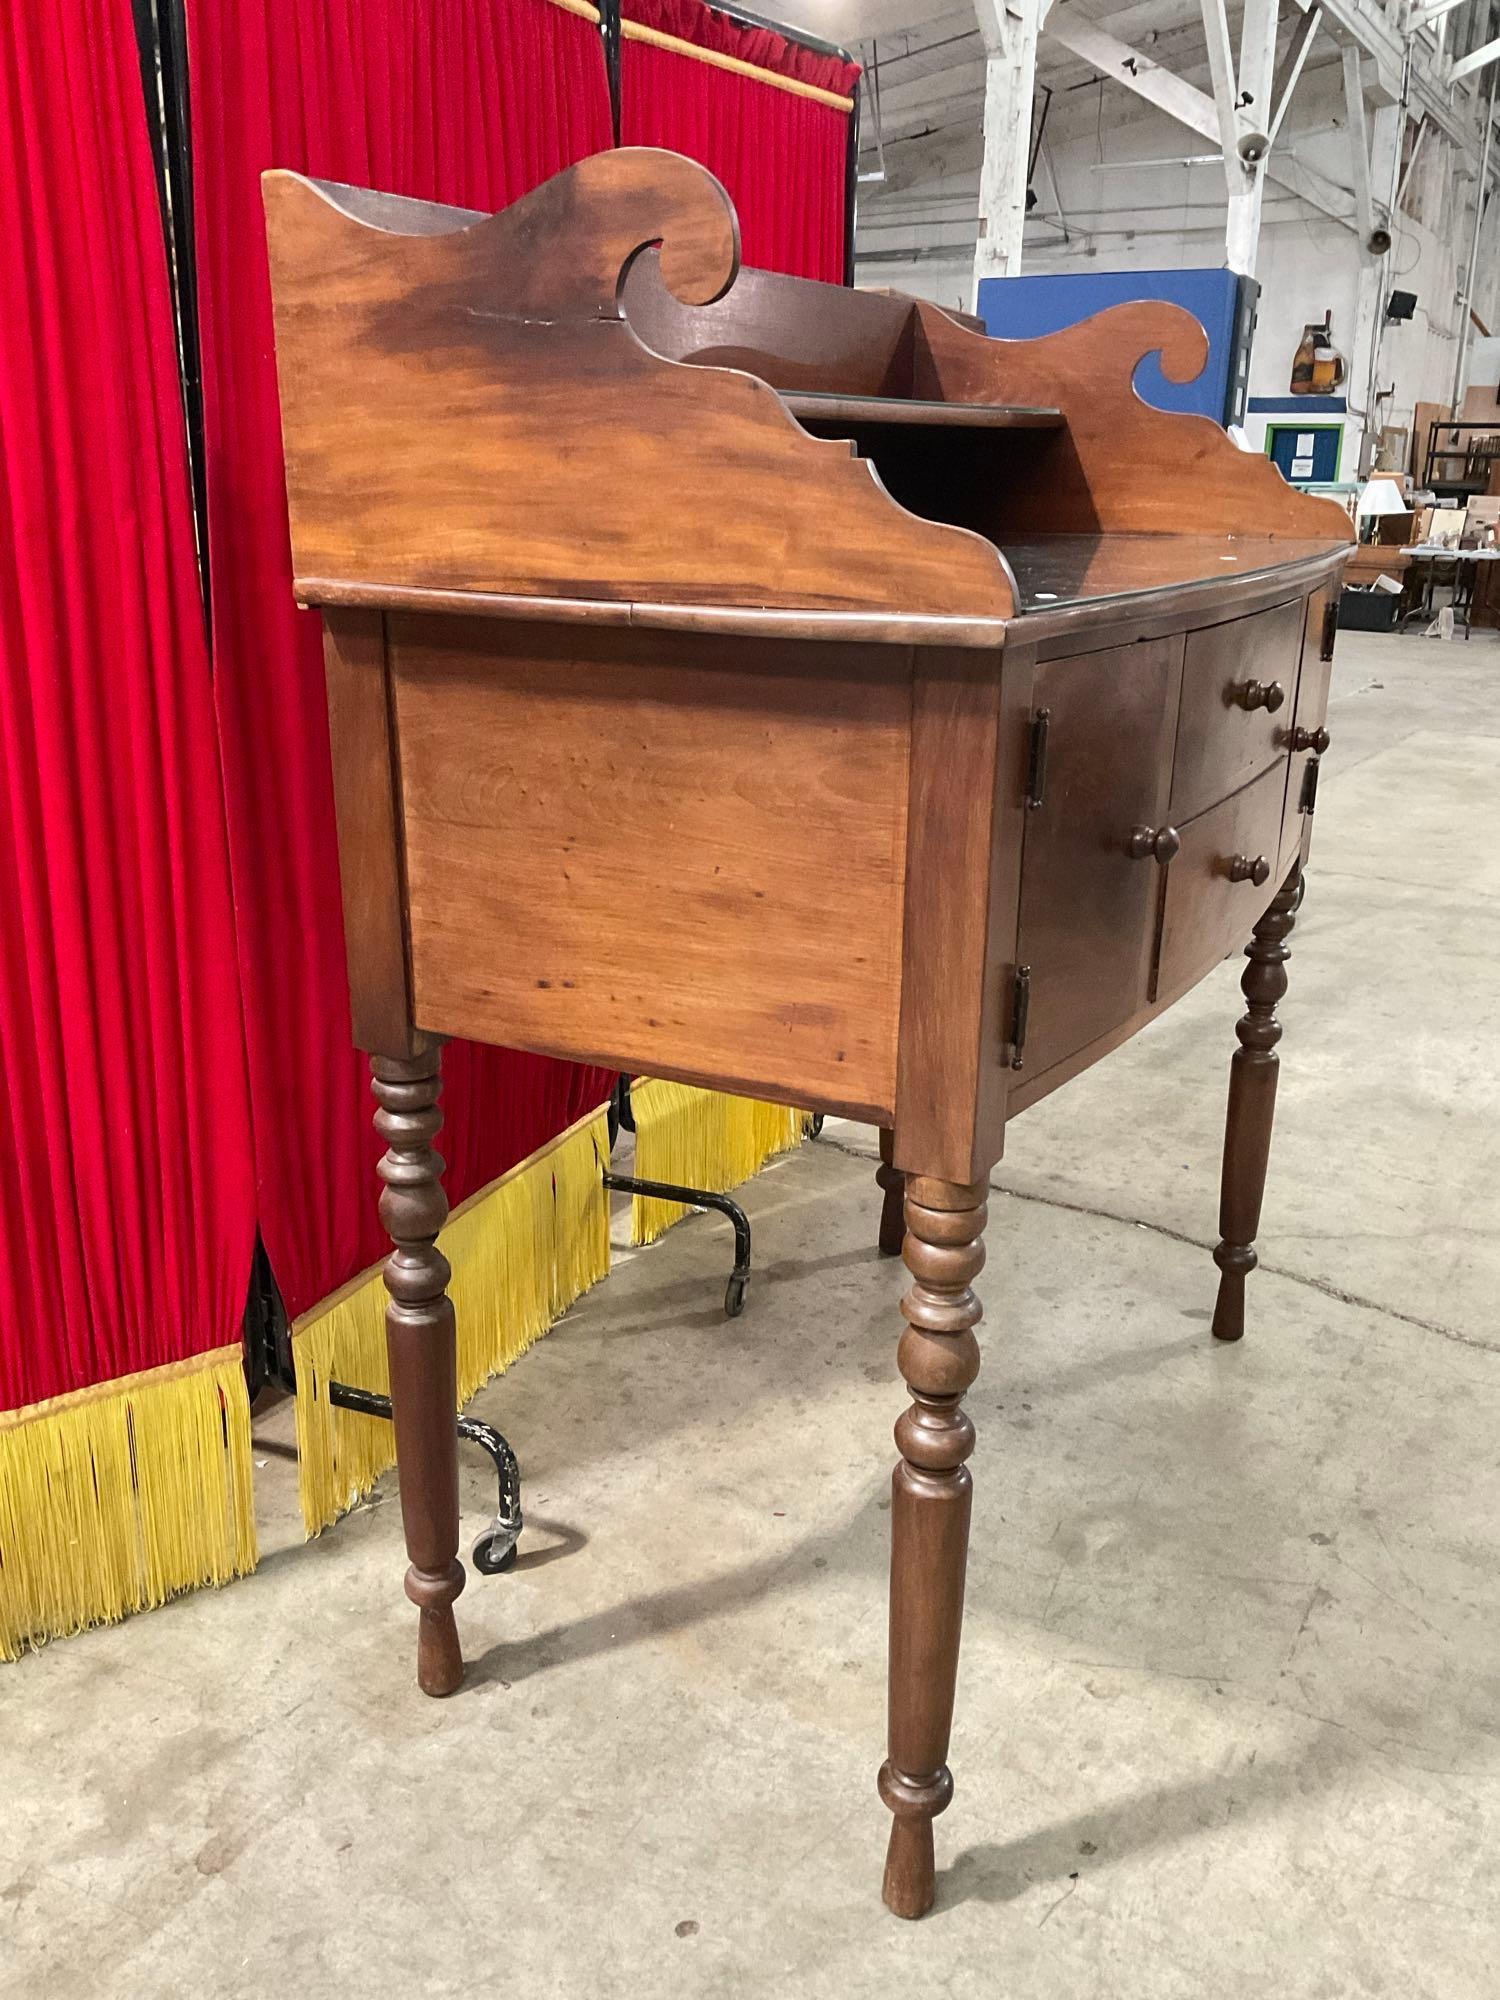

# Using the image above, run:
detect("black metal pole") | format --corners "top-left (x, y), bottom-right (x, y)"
top-left (600, 0), bottom-right (623, 144)
top-left (130, 0), bottom-right (211, 612)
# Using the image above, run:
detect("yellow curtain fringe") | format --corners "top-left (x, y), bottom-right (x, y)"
top-left (619, 19), bottom-right (856, 113)
top-left (0, 1343), bottom-right (257, 1664)
top-left (629, 1079), bottom-right (812, 1245)
top-left (292, 1105), bottom-right (612, 1536)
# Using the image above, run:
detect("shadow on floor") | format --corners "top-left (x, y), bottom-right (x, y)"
top-left (937, 1725), bottom-right (1351, 1915)
top-left (463, 1543), bottom-right (816, 1692)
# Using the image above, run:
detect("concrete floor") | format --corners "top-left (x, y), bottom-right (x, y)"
top-left (3, 626), bottom-right (1497, 1999)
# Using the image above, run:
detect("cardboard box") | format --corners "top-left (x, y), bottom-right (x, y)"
top-left (1427, 506), bottom-right (1467, 548)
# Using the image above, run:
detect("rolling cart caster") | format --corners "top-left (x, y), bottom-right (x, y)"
top-left (321, 1380), bottom-right (526, 1578)
top-left (473, 1527), bottom-right (520, 1575)
top-left (601, 1168), bottom-right (753, 1320)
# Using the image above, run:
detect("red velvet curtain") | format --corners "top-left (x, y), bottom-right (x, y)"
top-left (186, 0), bottom-right (616, 1320)
top-left (0, 3), bottom-right (257, 1406)
top-left (620, 0), bottom-right (858, 282)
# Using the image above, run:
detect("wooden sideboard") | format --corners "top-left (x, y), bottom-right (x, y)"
top-left (264, 148), bottom-right (1352, 1920)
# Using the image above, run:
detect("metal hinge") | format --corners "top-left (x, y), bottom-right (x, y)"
top-left (1300, 757), bottom-right (1321, 815)
top-left (1025, 708), bottom-right (1050, 810)
top-left (1009, 963), bottom-right (1032, 1070)
top-left (1321, 599), bottom-right (1338, 662)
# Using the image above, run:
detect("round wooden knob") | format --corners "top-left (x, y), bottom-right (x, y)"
top-left (1228, 852), bottom-right (1271, 886)
top-left (1288, 723), bottom-right (1330, 753)
top-left (1237, 679), bottom-right (1286, 713)
top-left (1128, 823), bottom-right (1181, 863)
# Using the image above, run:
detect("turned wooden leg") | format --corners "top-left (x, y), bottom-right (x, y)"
top-left (372, 1041), bottom-right (465, 1695)
top-left (1212, 866), bottom-right (1304, 1343)
top-left (879, 1175), bottom-right (986, 1919)
top-left (876, 1127), bottom-right (905, 1257)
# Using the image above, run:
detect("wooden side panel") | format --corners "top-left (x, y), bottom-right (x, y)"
top-left (909, 298), bottom-right (1357, 547)
top-left (1171, 596), bottom-right (1305, 822)
top-left (1281, 586), bottom-right (1337, 872)
top-left (388, 618), bottom-right (911, 1119)
top-left (621, 253), bottom-right (917, 395)
top-left (322, 609), bottom-right (416, 1055)
top-left (1013, 638), bottom-right (1182, 1083)
top-left (891, 645), bottom-right (1019, 1184)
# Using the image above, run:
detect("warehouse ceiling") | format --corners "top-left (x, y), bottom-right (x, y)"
top-left (786, 0), bottom-right (1500, 200)
top-left (843, 0), bottom-right (1330, 190)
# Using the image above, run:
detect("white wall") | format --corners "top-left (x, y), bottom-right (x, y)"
top-left (1467, 333), bottom-right (1500, 408)
top-left (855, 57), bottom-right (1499, 460)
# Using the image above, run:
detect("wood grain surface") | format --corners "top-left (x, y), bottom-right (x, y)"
top-left (1156, 763), bottom-right (1289, 1000)
top-left (1013, 638), bottom-right (1182, 1082)
top-left (264, 153), bottom-right (1015, 622)
top-left (389, 617), bottom-right (911, 1119)
top-left (322, 610), bottom-right (415, 1057)
top-left (270, 151), bottom-right (1363, 1920)
top-left (910, 298), bottom-right (1357, 545)
top-left (890, 645), bottom-right (1019, 1184)
top-left (1170, 595), bottom-right (1306, 821)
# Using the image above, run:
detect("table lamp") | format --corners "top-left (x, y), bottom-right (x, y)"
top-left (1356, 477), bottom-right (1408, 541)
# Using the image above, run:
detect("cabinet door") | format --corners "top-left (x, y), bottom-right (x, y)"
top-left (1015, 637), bottom-right (1182, 1081)
top-left (1279, 586), bottom-right (1337, 873)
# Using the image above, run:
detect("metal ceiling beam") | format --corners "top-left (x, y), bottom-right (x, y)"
top-left (1044, 9), bottom-right (1358, 235)
top-left (1044, 13), bottom-right (1221, 146)
top-left (1239, 0), bottom-right (1284, 132)
top-left (1197, 0), bottom-right (1275, 273)
top-left (1268, 4), bottom-right (1322, 143)
top-left (1342, 45), bottom-right (1379, 243)
top-left (1406, 0), bottom-right (1472, 30)
top-left (1291, 0), bottom-right (1471, 147)
top-left (1198, 0), bottom-right (1246, 165)
top-left (1451, 34), bottom-right (1500, 83)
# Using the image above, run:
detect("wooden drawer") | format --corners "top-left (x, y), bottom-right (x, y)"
top-left (1280, 587), bottom-right (1337, 872)
top-left (1156, 761), bottom-right (1289, 1001)
top-left (1170, 597), bottom-right (1306, 823)
top-left (1015, 637), bottom-right (1181, 1080)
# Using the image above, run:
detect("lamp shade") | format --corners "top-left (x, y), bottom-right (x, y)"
top-left (1357, 477), bottom-right (1408, 518)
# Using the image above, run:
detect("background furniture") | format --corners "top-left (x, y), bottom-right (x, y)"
top-left (264, 148), bottom-right (1351, 1921)
top-left (1402, 547), bottom-right (1500, 636)
top-left (1423, 420), bottom-right (1500, 500)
